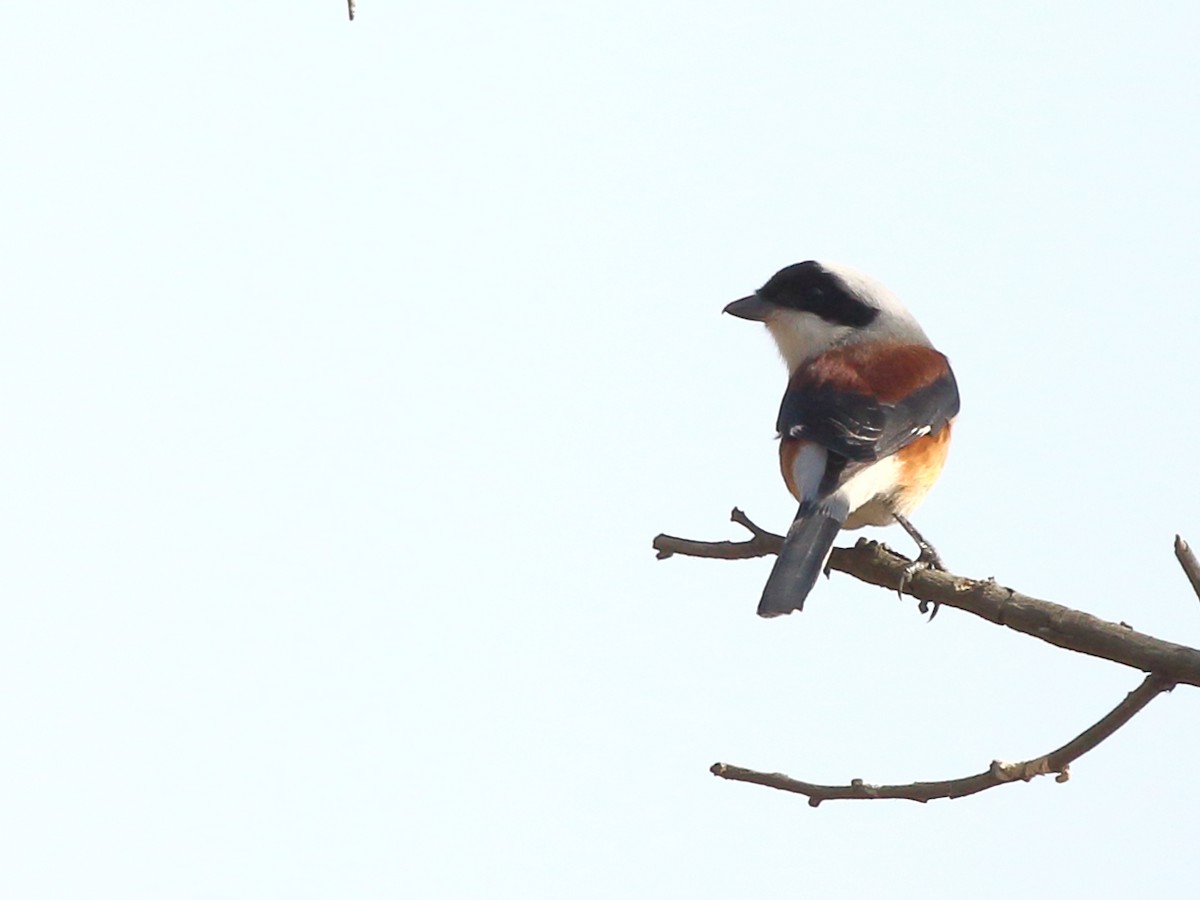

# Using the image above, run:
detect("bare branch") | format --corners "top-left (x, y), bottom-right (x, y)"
top-left (1176, 535), bottom-right (1200, 605)
top-left (654, 507), bottom-right (781, 560)
top-left (653, 513), bottom-right (1200, 688)
top-left (829, 541), bottom-right (1200, 687)
top-left (711, 674), bottom-right (1174, 805)
top-left (348, 0), bottom-right (356, 20)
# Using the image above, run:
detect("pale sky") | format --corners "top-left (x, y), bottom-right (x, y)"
top-left (4, 2), bottom-right (1200, 897)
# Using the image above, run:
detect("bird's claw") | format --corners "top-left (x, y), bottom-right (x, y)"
top-left (896, 548), bottom-right (945, 620)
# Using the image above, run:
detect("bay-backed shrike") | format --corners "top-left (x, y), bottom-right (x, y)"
top-left (725, 261), bottom-right (960, 617)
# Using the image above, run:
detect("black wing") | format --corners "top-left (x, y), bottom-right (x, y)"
top-left (776, 368), bottom-right (960, 463)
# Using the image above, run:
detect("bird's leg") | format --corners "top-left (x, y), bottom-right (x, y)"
top-left (892, 513), bottom-right (946, 618)
top-left (893, 513), bottom-right (946, 570)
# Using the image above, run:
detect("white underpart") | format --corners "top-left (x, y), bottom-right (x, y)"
top-left (787, 446), bottom-right (909, 528)
top-left (835, 456), bottom-right (907, 529)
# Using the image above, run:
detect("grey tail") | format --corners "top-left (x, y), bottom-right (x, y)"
top-left (757, 503), bottom-right (848, 617)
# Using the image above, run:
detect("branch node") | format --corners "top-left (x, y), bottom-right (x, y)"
top-left (1174, 535), bottom-right (1200, 604)
top-left (730, 507), bottom-right (759, 536)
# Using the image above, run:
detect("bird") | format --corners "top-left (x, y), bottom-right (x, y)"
top-left (724, 261), bottom-right (960, 617)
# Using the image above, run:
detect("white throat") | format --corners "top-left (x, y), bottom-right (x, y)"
top-left (765, 313), bottom-right (853, 373)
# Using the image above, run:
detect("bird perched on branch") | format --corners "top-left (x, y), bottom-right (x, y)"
top-left (725, 261), bottom-right (959, 617)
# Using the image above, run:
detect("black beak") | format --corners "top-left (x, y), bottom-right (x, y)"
top-left (723, 294), bottom-right (773, 321)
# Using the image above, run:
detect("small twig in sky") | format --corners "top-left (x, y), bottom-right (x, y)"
top-left (654, 507), bottom-right (781, 560)
top-left (1175, 535), bottom-right (1200, 605)
top-left (710, 674), bottom-right (1174, 805)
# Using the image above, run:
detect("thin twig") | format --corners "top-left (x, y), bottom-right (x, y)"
top-left (654, 507), bottom-right (781, 560)
top-left (653, 511), bottom-right (1200, 687)
top-left (711, 674), bottom-right (1174, 805)
top-left (1176, 535), bottom-right (1200, 604)
top-left (348, 0), bottom-right (356, 20)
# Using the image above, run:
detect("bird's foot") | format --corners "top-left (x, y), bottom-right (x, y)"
top-left (897, 547), bottom-right (946, 619)
top-left (892, 513), bottom-right (948, 621)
